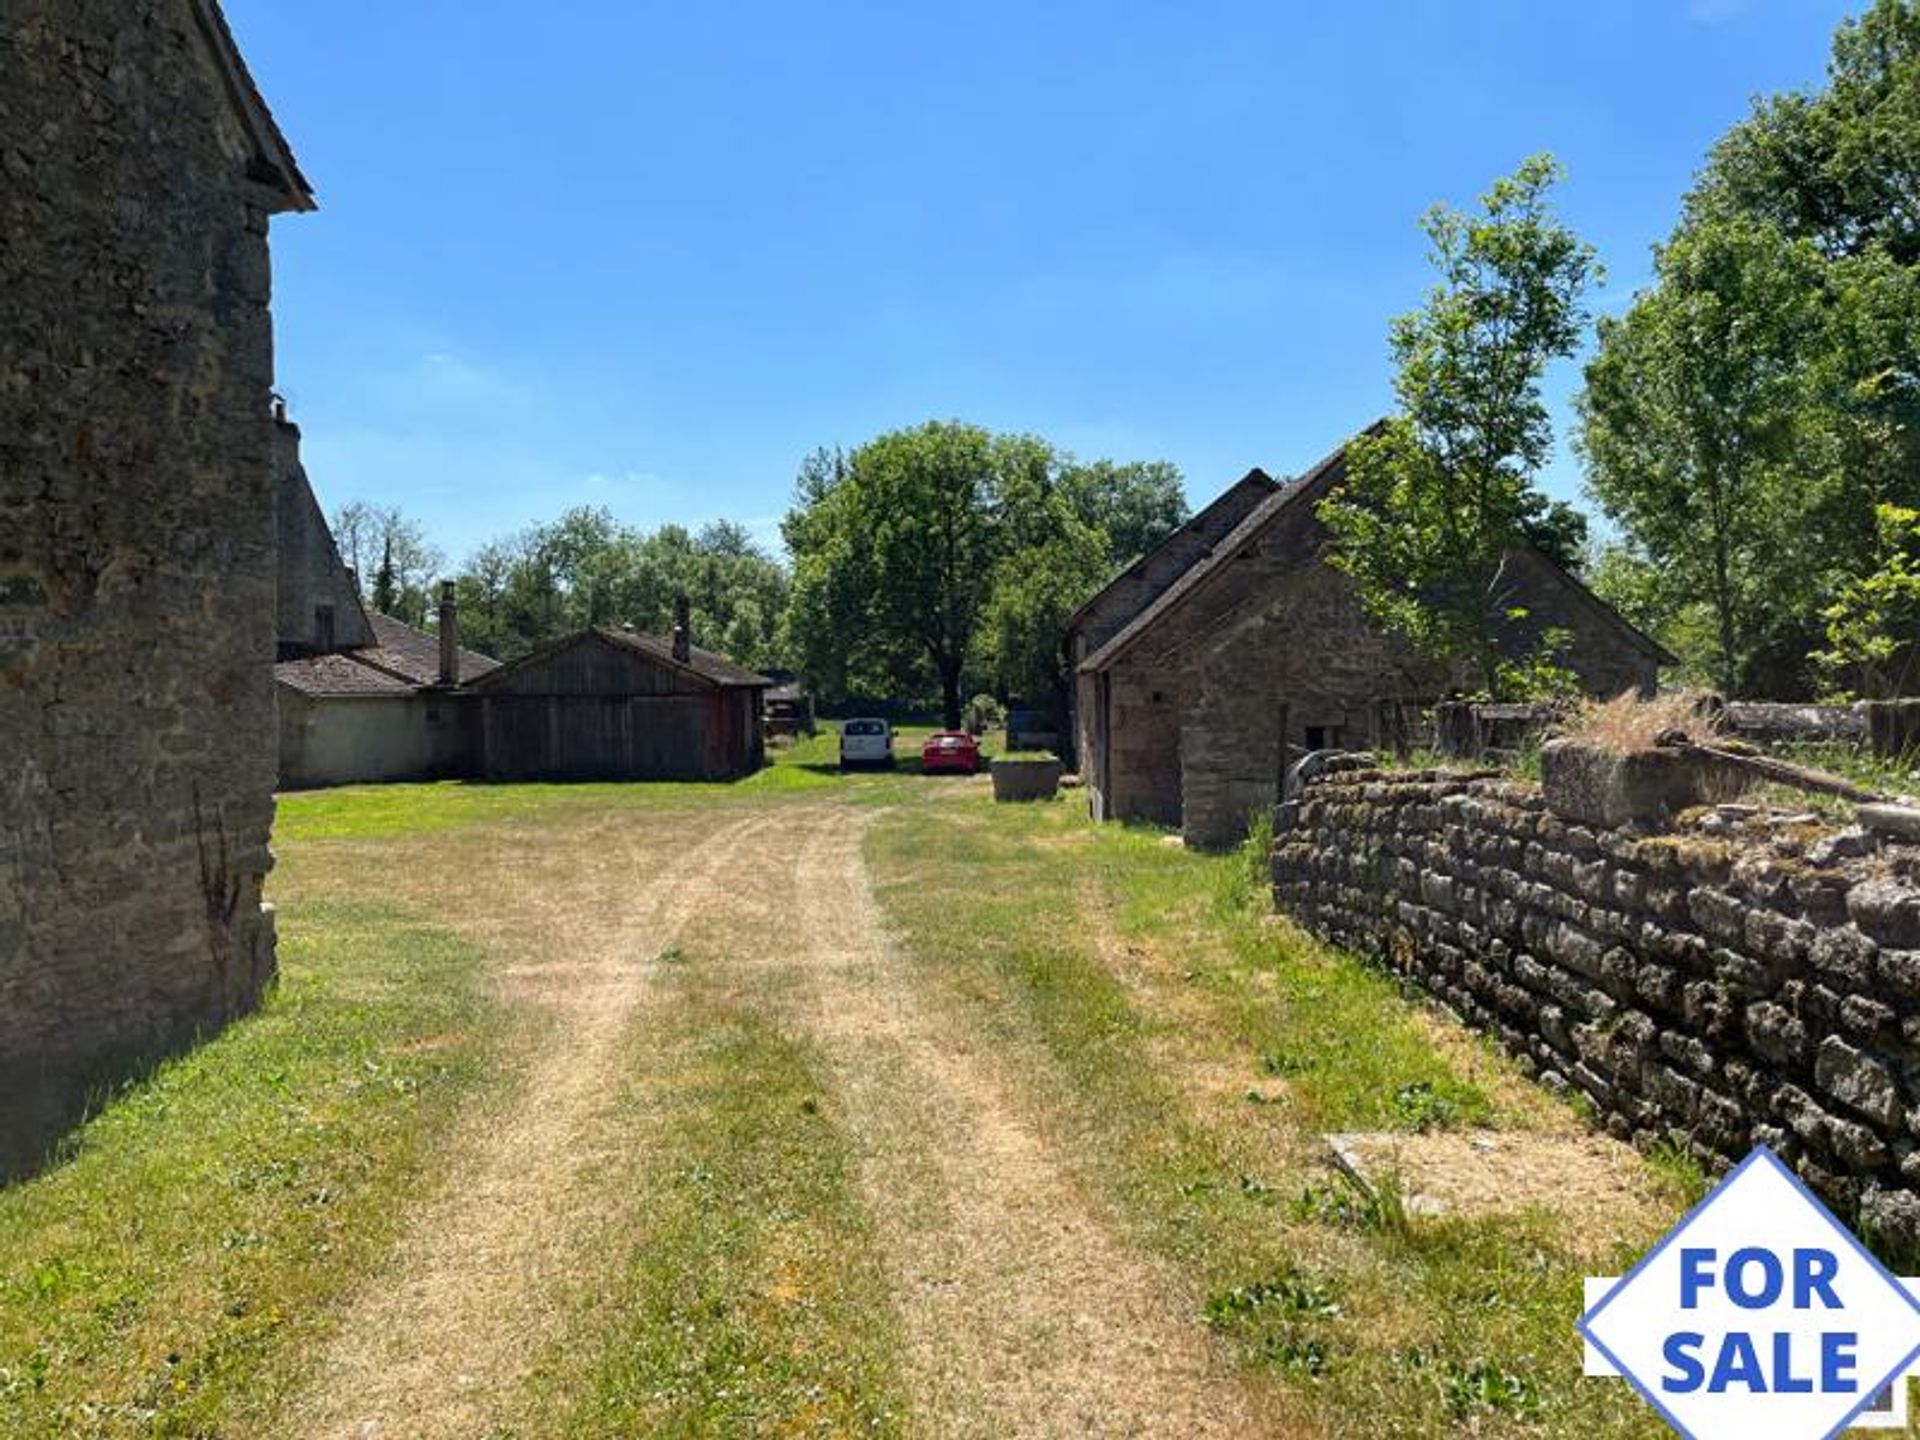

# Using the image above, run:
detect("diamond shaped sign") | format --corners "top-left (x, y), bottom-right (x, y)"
top-left (1580, 1147), bottom-right (1920, 1439)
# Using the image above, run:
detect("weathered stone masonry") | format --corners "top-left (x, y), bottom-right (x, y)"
top-left (1, 2), bottom-right (312, 1176)
top-left (1273, 767), bottom-right (1920, 1246)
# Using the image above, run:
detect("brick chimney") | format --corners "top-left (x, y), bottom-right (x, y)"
top-left (438, 580), bottom-right (460, 686)
top-left (672, 594), bottom-right (691, 664)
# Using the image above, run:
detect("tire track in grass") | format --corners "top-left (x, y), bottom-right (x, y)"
top-left (285, 809), bottom-right (773, 1440)
top-left (748, 803), bottom-right (1284, 1438)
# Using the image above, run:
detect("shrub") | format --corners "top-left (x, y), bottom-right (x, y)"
top-left (964, 693), bottom-right (1005, 735)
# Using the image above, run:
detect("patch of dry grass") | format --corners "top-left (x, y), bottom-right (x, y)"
top-left (1564, 690), bottom-right (1716, 753)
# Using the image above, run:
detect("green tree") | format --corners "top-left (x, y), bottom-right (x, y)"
top-left (782, 428), bottom-right (1187, 723)
top-left (331, 501), bottom-right (445, 626)
top-left (1061, 460), bottom-right (1188, 566)
top-left (370, 535), bottom-right (397, 617)
top-left (1581, 0), bottom-right (1920, 695)
top-left (783, 422), bottom-right (1007, 727)
top-left (1317, 154), bottom-right (1598, 697)
top-left (450, 507), bottom-right (789, 667)
top-left (1578, 218), bottom-right (1829, 696)
top-left (1814, 503), bottom-right (1920, 698)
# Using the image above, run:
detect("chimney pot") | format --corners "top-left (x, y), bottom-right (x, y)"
top-left (438, 580), bottom-right (460, 687)
top-left (672, 594), bottom-right (691, 664)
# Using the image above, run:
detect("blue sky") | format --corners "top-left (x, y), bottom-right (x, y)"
top-left (229, 0), bottom-right (1859, 564)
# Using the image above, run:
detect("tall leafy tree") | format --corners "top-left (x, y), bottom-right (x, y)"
top-left (1579, 219), bottom-right (1829, 696)
top-left (331, 501), bottom-right (445, 626)
top-left (782, 425), bottom-right (1188, 725)
top-left (1815, 502), bottom-right (1920, 698)
top-left (1318, 154), bottom-right (1598, 697)
top-left (1061, 460), bottom-right (1188, 567)
top-left (1581, 0), bottom-right (1920, 696)
top-left (784, 422), bottom-right (1007, 728)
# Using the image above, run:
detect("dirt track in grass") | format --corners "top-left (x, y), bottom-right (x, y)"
top-left (285, 808), bottom-right (770, 1440)
top-left (684, 801), bottom-right (1282, 1438)
top-left (284, 792), bottom-right (1281, 1438)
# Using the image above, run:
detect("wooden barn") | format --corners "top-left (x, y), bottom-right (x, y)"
top-left (470, 612), bottom-right (769, 781)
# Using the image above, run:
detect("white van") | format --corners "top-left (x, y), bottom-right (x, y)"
top-left (838, 718), bottom-right (894, 770)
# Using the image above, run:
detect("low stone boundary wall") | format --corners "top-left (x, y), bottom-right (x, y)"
top-left (1273, 766), bottom-right (1920, 1245)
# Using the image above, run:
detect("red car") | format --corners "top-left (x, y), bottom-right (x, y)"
top-left (921, 729), bottom-right (983, 775)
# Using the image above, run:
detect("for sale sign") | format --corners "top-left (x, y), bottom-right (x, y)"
top-left (1580, 1146), bottom-right (1920, 1439)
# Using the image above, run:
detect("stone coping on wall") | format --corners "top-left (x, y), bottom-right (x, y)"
top-left (1272, 763), bottom-right (1920, 1247)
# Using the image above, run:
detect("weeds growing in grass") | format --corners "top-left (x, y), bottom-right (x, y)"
top-left (1641, 1133), bottom-right (1710, 1207)
top-left (1206, 1272), bottom-right (1345, 1380)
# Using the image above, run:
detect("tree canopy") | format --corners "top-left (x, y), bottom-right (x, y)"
top-left (331, 502), bottom-right (444, 627)
top-left (1318, 154), bottom-right (1597, 699)
top-left (781, 423), bottom-right (1187, 727)
top-left (451, 510), bottom-right (789, 668)
top-left (1580, 0), bottom-right (1920, 697)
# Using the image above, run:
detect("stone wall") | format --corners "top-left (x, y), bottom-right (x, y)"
top-left (1273, 765), bottom-right (1920, 1245)
top-left (0, 2), bottom-right (301, 1176)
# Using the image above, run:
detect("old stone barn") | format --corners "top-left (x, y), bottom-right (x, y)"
top-left (471, 621), bottom-right (769, 782)
top-left (1072, 426), bottom-right (1673, 849)
top-left (1, 2), bottom-right (332, 1174)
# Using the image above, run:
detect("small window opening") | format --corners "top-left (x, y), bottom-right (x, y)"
top-left (1304, 725), bottom-right (1329, 750)
top-left (314, 604), bottom-right (335, 651)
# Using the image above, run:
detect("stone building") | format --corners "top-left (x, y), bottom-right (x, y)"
top-left (1, 1), bottom-right (320, 1177)
top-left (275, 408), bottom-right (376, 659)
top-left (1074, 427), bottom-right (1673, 849)
top-left (277, 596), bottom-right (501, 790)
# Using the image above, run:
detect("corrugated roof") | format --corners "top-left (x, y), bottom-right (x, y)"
top-left (470, 627), bottom-right (771, 692)
top-left (356, 613), bottom-right (501, 688)
top-left (275, 653), bottom-right (415, 699)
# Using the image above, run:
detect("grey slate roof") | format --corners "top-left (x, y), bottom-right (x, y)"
top-left (1077, 436), bottom-right (1364, 674)
top-left (356, 613), bottom-right (501, 688)
top-left (1062, 468), bottom-right (1281, 633)
top-left (1077, 420), bottom-right (1674, 675)
top-left (275, 614), bottom-right (501, 698)
top-left (274, 653), bottom-right (415, 699)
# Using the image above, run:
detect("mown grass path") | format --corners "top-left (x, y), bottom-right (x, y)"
top-left (0, 733), bottom-right (1683, 1437)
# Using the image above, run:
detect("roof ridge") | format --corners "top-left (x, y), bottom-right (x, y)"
top-left (1064, 468), bottom-right (1281, 632)
top-left (1077, 430), bottom-right (1372, 674)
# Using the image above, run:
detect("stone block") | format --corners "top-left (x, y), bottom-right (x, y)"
top-left (1745, 1002), bottom-right (1807, 1067)
top-left (1860, 804), bottom-right (1920, 845)
top-left (1849, 879), bottom-right (1920, 948)
top-left (1811, 925), bottom-right (1877, 988)
top-left (1864, 700), bottom-right (1920, 758)
top-left (1815, 1035), bottom-right (1905, 1132)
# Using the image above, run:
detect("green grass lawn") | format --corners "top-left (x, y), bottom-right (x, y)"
top-left (0, 902), bottom-right (507, 1438)
top-left (0, 735), bottom-right (1684, 1437)
top-left (511, 962), bottom-right (908, 1439)
top-left (867, 796), bottom-right (1678, 1437)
